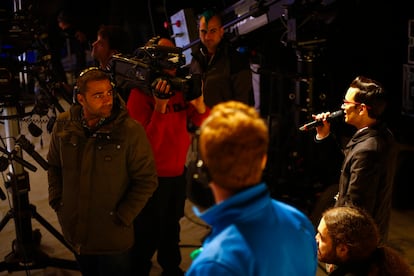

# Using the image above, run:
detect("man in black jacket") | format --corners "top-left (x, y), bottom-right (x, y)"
top-left (189, 9), bottom-right (253, 108)
top-left (312, 76), bottom-right (396, 243)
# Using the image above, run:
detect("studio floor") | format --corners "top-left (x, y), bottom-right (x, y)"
top-left (0, 103), bottom-right (413, 276)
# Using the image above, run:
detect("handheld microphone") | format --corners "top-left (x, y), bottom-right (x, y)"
top-left (299, 110), bottom-right (344, 131)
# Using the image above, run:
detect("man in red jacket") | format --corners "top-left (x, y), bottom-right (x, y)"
top-left (127, 37), bottom-right (209, 276)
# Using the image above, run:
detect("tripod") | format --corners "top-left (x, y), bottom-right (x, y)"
top-left (0, 101), bottom-right (79, 272)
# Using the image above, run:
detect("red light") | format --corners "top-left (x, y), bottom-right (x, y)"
top-left (164, 20), bottom-right (181, 29)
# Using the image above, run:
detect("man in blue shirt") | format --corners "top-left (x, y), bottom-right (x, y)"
top-left (186, 101), bottom-right (317, 276)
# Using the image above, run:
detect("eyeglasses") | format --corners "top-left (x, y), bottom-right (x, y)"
top-left (342, 99), bottom-right (361, 105)
top-left (342, 99), bottom-right (371, 109)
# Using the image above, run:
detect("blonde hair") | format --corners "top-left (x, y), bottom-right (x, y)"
top-left (199, 101), bottom-right (268, 190)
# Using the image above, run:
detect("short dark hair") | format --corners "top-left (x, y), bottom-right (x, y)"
top-left (76, 67), bottom-right (111, 94)
top-left (350, 76), bottom-right (387, 119)
top-left (57, 9), bottom-right (73, 24)
top-left (97, 25), bottom-right (131, 53)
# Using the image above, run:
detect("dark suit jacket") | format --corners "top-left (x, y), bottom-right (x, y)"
top-left (315, 122), bottom-right (396, 243)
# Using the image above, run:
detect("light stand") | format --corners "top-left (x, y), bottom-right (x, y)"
top-left (0, 96), bottom-right (78, 272)
top-left (0, 0), bottom-right (78, 270)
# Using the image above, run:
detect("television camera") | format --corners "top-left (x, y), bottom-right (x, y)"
top-left (110, 43), bottom-right (202, 101)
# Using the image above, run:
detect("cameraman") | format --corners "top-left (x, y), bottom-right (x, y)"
top-left (91, 24), bottom-right (133, 102)
top-left (126, 37), bottom-right (209, 276)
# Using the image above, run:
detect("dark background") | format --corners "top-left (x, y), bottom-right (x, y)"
top-left (1, 0), bottom-right (413, 116)
top-left (16, 0), bottom-right (412, 135)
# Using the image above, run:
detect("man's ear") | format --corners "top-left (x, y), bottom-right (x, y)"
top-left (77, 93), bottom-right (84, 105)
top-left (219, 26), bottom-right (225, 38)
top-left (336, 243), bottom-right (349, 260)
top-left (261, 154), bottom-right (267, 170)
top-left (362, 104), bottom-right (370, 114)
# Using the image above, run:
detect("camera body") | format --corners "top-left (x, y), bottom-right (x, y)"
top-left (110, 44), bottom-right (202, 101)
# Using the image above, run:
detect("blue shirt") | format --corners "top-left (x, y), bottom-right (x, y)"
top-left (187, 183), bottom-right (317, 276)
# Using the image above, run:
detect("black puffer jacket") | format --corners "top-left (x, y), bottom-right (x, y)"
top-left (189, 38), bottom-right (253, 108)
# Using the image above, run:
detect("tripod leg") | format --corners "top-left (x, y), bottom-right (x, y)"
top-left (31, 206), bottom-right (80, 271)
top-left (0, 206), bottom-right (79, 272)
top-left (30, 204), bottom-right (74, 253)
top-left (0, 209), bottom-right (13, 231)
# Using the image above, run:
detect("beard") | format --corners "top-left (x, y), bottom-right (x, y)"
top-left (100, 104), bottom-right (113, 118)
top-left (318, 247), bottom-right (343, 265)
